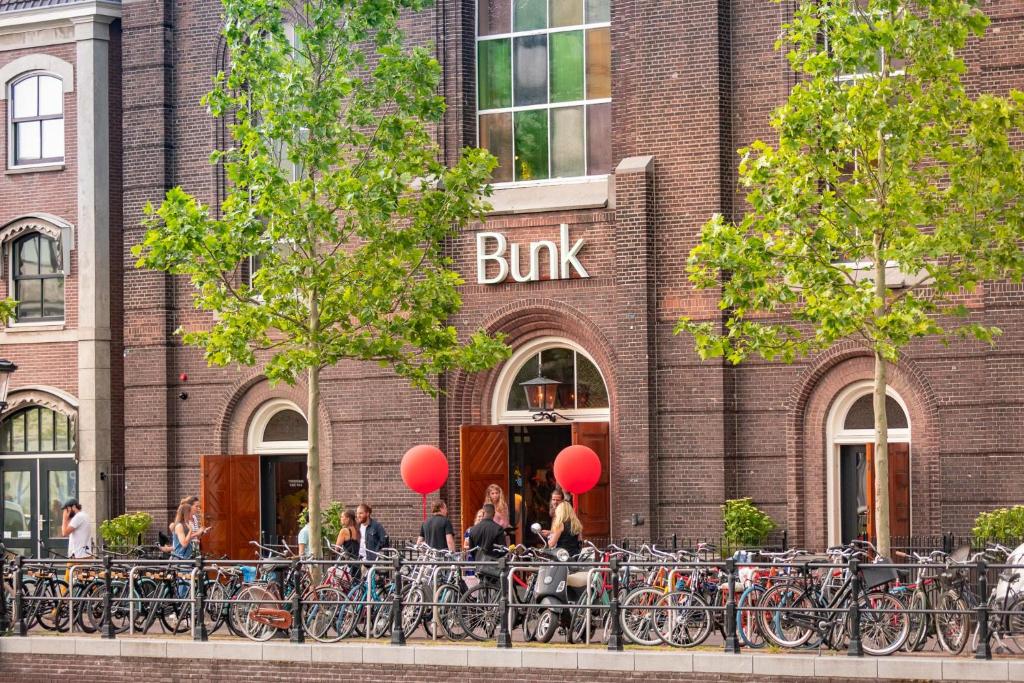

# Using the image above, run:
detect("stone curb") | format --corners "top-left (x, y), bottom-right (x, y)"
top-left (0, 636), bottom-right (1019, 680)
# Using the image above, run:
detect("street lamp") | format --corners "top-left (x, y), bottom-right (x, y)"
top-left (519, 372), bottom-right (572, 423)
top-left (0, 358), bottom-right (17, 411)
top-left (0, 358), bottom-right (14, 633)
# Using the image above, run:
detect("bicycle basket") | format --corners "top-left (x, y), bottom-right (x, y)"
top-left (949, 544), bottom-right (972, 563)
top-left (240, 565), bottom-right (258, 583)
top-left (861, 563), bottom-right (899, 590)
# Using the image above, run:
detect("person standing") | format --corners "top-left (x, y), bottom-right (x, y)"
top-left (60, 498), bottom-right (93, 559)
top-left (546, 501), bottom-right (583, 558)
top-left (170, 501), bottom-right (205, 560)
top-left (335, 509), bottom-right (360, 557)
top-left (418, 501), bottom-right (456, 552)
top-left (467, 504), bottom-right (506, 564)
top-left (483, 484), bottom-right (509, 529)
top-left (356, 503), bottom-right (387, 560)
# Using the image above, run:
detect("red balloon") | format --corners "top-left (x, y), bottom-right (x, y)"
top-left (401, 445), bottom-right (449, 494)
top-left (553, 445), bottom-right (602, 495)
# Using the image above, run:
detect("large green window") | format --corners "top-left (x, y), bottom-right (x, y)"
top-left (477, 0), bottom-right (612, 183)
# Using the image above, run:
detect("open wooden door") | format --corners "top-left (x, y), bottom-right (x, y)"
top-left (572, 422), bottom-right (610, 540)
top-left (864, 442), bottom-right (911, 546)
top-left (459, 426), bottom-right (509, 534)
top-left (201, 454), bottom-right (260, 559)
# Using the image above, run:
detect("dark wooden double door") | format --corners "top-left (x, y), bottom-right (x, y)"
top-left (459, 422), bottom-right (610, 542)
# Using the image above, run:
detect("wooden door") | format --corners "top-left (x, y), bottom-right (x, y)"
top-left (459, 426), bottom-right (509, 534)
top-left (572, 422), bottom-right (610, 540)
top-left (864, 442), bottom-right (911, 545)
top-left (201, 454), bottom-right (260, 560)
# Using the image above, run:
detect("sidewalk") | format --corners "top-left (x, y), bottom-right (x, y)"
top-left (2, 635), bottom-right (1022, 681)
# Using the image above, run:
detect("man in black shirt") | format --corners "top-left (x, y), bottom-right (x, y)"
top-left (418, 501), bottom-right (456, 551)
top-left (467, 503), bottom-right (506, 563)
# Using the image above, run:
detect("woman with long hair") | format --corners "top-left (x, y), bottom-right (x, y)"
top-left (483, 484), bottom-right (509, 529)
top-left (335, 508), bottom-right (360, 558)
top-left (171, 502), bottom-right (203, 560)
top-left (547, 501), bottom-right (582, 557)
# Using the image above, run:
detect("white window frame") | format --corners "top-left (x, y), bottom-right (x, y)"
top-left (825, 380), bottom-right (911, 546)
top-left (492, 336), bottom-right (610, 424)
top-left (247, 399), bottom-right (308, 455)
top-left (7, 72), bottom-right (65, 169)
top-left (9, 230), bottom-right (65, 325)
top-left (475, 1), bottom-right (612, 188)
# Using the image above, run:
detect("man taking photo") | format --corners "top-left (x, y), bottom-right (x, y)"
top-left (60, 498), bottom-right (93, 558)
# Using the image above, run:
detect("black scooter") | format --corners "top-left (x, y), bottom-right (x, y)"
top-left (529, 524), bottom-right (588, 643)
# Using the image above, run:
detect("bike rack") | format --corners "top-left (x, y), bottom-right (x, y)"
top-left (189, 566), bottom-right (198, 639)
top-left (128, 564), bottom-right (140, 635)
top-left (67, 562), bottom-right (82, 634)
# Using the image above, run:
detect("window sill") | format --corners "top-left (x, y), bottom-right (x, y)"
top-left (6, 163), bottom-right (65, 175)
top-left (486, 176), bottom-right (612, 215)
top-left (0, 323), bottom-right (74, 344)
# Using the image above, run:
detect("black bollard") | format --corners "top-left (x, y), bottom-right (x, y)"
top-left (194, 555), bottom-right (208, 641)
top-left (847, 558), bottom-right (863, 657)
top-left (101, 555), bottom-right (116, 639)
top-left (724, 557), bottom-right (741, 653)
top-left (289, 558), bottom-right (305, 643)
top-left (391, 555), bottom-right (405, 645)
top-left (497, 555), bottom-right (512, 648)
top-left (975, 559), bottom-right (992, 660)
top-left (14, 555), bottom-right (26, 637)
top-left (607, 556), bottom-right (624, 651)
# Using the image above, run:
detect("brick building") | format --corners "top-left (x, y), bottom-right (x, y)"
top-left (1, 0), bottom-right (1022, 557)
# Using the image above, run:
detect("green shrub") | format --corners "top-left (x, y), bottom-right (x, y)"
top-left (722, 498), bottom-right (777, 548)
top-left (298, 501), bottom-right (346, 544)
top-left (99, 511), bottom-right (153, 548)
top-left (972, 506), bottom-right (1024, 545)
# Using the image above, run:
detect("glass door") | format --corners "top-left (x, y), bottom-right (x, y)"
top-left (40, 458), bottom-right (77, 557)
top-left (1, 459), bottom-right (37, 556)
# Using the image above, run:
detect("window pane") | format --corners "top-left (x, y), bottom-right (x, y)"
top-left (586, 28), bottom-right (611, 99)
top-left (43, 278), bottom-right (64, 319)
top-left (16, 279), bottom-right (42, 320)
top-left (585, 0), bottom-right (610, 23)
top-left (843, 395), bottom-right (908, 430)
top-left (514, 34), bottom-right (548, 106)
top-left (507, 354), bottom-right (540, 411)
top-left (586, 102), bottom-right (612, 175)
top-left (3, 471), bottom-right (31, 534)
top-left (11, 414), bottom-right (25, 452)
top-left (38, 76), bottom-right (62, 116)
top-left (41, 118), bottom-right (64, 160)
top-left (550, 0), bottom-right (583, 27)
top-left (48, 471), bottom-right (77, 537)
top-left (17, 120), bottom-right (41, 161)
top-left (576, 354), bottom-right (608, 408)
top-left (26, 408), bottom-right (39, 453)
top-left (12, 77), bottom-right (37, 118)
top-left (513, 109), bottom-right (549, 181)
top-left (263, 409), bottom-right (307, 442)
top-left (40, 408), bottom-right (55, 450)
top-left (16, 236), bottom-right (40, 276)
top-left (39, 236), bottom-right (59, 274)
top-left (478, 39), bottom-right (512, 110)
top-left (478, 0), bottom-right (511, 36)
top-left (541, 348), bottom-right (574, 408)
top-left (549, 30), bottom-right (584, 102)
top-left (479, 113), bottom-right (514, 183)
top-left (514, 0), bottom-right (546, 30)
top-left (550, 106), bottom-right (584, 177)
top-left (56, 415), bottom-right (69, 451)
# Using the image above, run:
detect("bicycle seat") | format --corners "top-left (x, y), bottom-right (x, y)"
top-left (567, 571), bottom-right (590, 589)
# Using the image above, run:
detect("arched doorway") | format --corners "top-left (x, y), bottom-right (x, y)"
top-left (248, 400), bottom-right (308, 546)
top-left (461, 337), bottom-right (611, 543)
top-left (826, 382), bottom-right (911, 546)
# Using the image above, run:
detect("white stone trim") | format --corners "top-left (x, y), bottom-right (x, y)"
top-left (0, 53), bottom-right (73, 98)
top-left (0, 213), bottom-right (70, 244)
top-left (825, 380), bottom-right (911, 546)
top-left (486, 176), bottom-right (611, 215)
top-left (491, 336), bottom-right (610, 424)
top-left (0, 1), bottom-right (121, 32)
top-left (1, 386), bottom-right (78, 430)
top-left (247, 399), bottom-right (308, 455)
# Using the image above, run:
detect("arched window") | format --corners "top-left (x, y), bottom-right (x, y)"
top-left (10, 73), bottom-right (64, 166)
top-left (0, 405), bottom-right (75, 454)
top-left (476, 0), bottom-right (612, 183)
top-left (11, 232), bottom-right (64, 322)
top-left (248, 400), bottom-right (307, 454)
top-left (494, 337), bottom-right (609, 423)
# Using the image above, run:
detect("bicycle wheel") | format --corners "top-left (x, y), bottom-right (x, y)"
top-left (737, 583), bottom-right (767, 648)
top-left (306, 586), bottom-right (344, 643)
top-left (904, 589), bottom-right (929, 652)
top-left (1002, 593), bottom-right (1024, 654)
top-left (619, 586), bottom-right (664, 646)
top-left (35, 579), bottom-right (70, 632)
top-left (654, 590), bottom-right (713, 648)
top-left (855, 591), bottom-right (909, 656)
top-left (159, 581), bottom-right (193, 635)
top-left (434, 583), bottom-right (466, 640)
top-left (202, 580), bottom-right (228, 634)
top-left (132, 577), bottom-right (158, 633)
top-left (337, 583), bottom-right (367, 639)
top-left (936, 590), bottom-right (970, 654)
top-left (401, 585), bottom-right (426, 640)
top-left (756, 582), bottom-right (815, 649)
top-left (235, 584), bottom-right (278, 642)
top-left (458, 583), bottom-right (500, 641)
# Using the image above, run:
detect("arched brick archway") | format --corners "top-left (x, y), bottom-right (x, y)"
top-left (444, 300), bottom-right (620, 530)
top-left (785, 343), bottom-right (939, 549)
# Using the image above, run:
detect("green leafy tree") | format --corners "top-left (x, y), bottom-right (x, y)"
top-left (134, 0), bottom-right (509, 558)
top-left (677, 0), bottom-right (1024, 557)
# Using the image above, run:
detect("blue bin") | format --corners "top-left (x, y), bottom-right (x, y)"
top-left (240, 565), bottom-right (257, 583)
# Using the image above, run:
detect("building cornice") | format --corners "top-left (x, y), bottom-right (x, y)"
top-left (0, 1), bottom-right (120, 34)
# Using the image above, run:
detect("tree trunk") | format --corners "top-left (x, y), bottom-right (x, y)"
top-left (873, 247), bottom-right (890, 559)
top-left (307, 365), bottom-right (321, 562)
